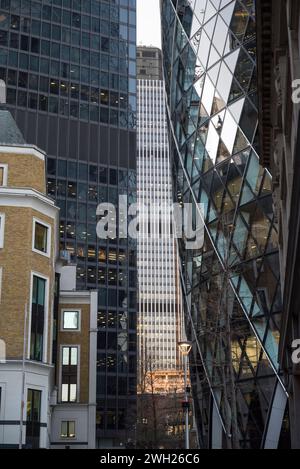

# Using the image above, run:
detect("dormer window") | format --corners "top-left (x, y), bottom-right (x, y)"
top-left (0, 165), bottom-right (8, 186)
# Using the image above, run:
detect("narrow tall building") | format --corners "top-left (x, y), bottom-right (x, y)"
top-left (137, 47), bottom-right (183, 394)
top-left (0, 0), bottom-right (137, 448)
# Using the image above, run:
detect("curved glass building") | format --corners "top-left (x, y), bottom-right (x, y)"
top-left (161, 0), bottom-right (290, 449)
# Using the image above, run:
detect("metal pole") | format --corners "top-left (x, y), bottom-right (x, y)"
top-left (19, 304), bottom-right (27, 450)
top-left (184, 355), bottom-right (189, 450)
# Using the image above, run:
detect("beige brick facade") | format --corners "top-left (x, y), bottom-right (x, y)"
top-left (0, 152), bottom-right (46, 192)
top-left (57, 302), bottom-right (91, 403)
top-left (0, 148), bottom-right (58, 362)
top-left (0, 206), bottom-right (56, 360)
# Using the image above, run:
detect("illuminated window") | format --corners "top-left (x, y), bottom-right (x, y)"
top-left (62, 310), bottom-right (80, 331)
top-left (33, 219), bottom-right (51, 256)
top-left (108, 248), bottom-right (117, 264)
top-left (98, 247), bottom-right (107, 262)
top-left (61, 346), bottom-right (78, 403)
top-left (60, 421), bottom-right (76, 439)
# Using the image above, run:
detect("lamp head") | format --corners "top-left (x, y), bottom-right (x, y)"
top-left (178, 341), bottom-right (192, 356)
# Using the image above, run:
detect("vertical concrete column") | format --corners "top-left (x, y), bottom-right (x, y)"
top-left (88, 291), bottom-right (98, 449)
top-left (264, 382), bottom-right (287, 449)
top-left (211, 396), bottom-right (223, 450)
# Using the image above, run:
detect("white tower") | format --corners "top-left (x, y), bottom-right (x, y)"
top-left (137, 47), bottom-right (183, 394)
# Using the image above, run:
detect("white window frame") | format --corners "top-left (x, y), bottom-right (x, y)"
top-left (59, 344), bottom-right (80, 404)
top-left (28, 271), bottom-right (49, 363)
top-left (0, 214), bottom-right (5, 249)
top-left (60, 420), bottom-right (77, 440)
top-left (61, 309), bottom-right (81, 332)
top-left (32, 218), bottom-right (51, 258)
top-left (25, 386), bottom-right (43, 448)
top-left (0, 164), bottom-right (8, 187)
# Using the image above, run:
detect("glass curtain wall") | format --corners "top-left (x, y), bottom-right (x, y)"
top-left (161, 0), bottom-right (287, 449)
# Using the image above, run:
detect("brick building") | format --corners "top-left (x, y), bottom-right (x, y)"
top-left (0, 94), bottom-right (97, 449)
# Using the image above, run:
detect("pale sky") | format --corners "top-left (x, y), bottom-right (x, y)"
top-left (137, 0), bottom-right (162, 49)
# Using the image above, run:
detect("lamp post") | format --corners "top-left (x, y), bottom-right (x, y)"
top-left (178, 341), bottom-right (192, 450)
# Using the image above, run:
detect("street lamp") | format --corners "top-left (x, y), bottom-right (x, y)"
top-left (178, 341), bottom-right (192, 450)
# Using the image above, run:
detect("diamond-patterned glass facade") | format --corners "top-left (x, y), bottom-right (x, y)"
top-left (161, 0), bottom-right (289, 449)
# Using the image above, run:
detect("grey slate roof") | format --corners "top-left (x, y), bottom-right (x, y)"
top-left (0, 109), bottom-right (26, 145)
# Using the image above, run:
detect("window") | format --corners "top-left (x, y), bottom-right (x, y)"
top-left (142, 51), bottom-right (156, 58)
top-left (0, 214), bottom-right (5, 249)
top-left (61, 346), bottom-right (78, 403)
top-left (62, 310), bottom-right (80, 331)
top-left (61, 421), bottom-right (76, 439)
top-left (33, 219), bottom-right (51, 256)
top-left (0, 165), bottom-right (8, 186)
top-left (26, 389), bottom-right (42, 449)
top-left (34, 223), bottom-right (48, 252)
top-left (30, 276), bottom-right (46, 362)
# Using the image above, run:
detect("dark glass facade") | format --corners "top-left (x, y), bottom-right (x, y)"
top-left (0, 0), bottom-right (137, 447)
top-left (256, 0), bottom-right (300, 449)
top-left (161, 0), bottom-right (289, 449)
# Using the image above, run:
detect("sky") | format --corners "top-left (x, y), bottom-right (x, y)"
top-left (137, 0), bottom-right (162, 49)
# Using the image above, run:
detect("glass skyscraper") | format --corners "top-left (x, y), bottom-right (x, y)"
top-left (161, 0), bottom-right (290, 449)
top-left (0, 0), bottom-right (137, 448)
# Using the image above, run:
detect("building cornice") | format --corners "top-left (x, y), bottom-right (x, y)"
top-left (0, 145), bottom-right (46, 161)
top-left (0, 359), bottom-right (55, 371)
top-left (0, 187), bottom-right (58, 217)
top-left (59, 291), bottom-right (95, 305)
